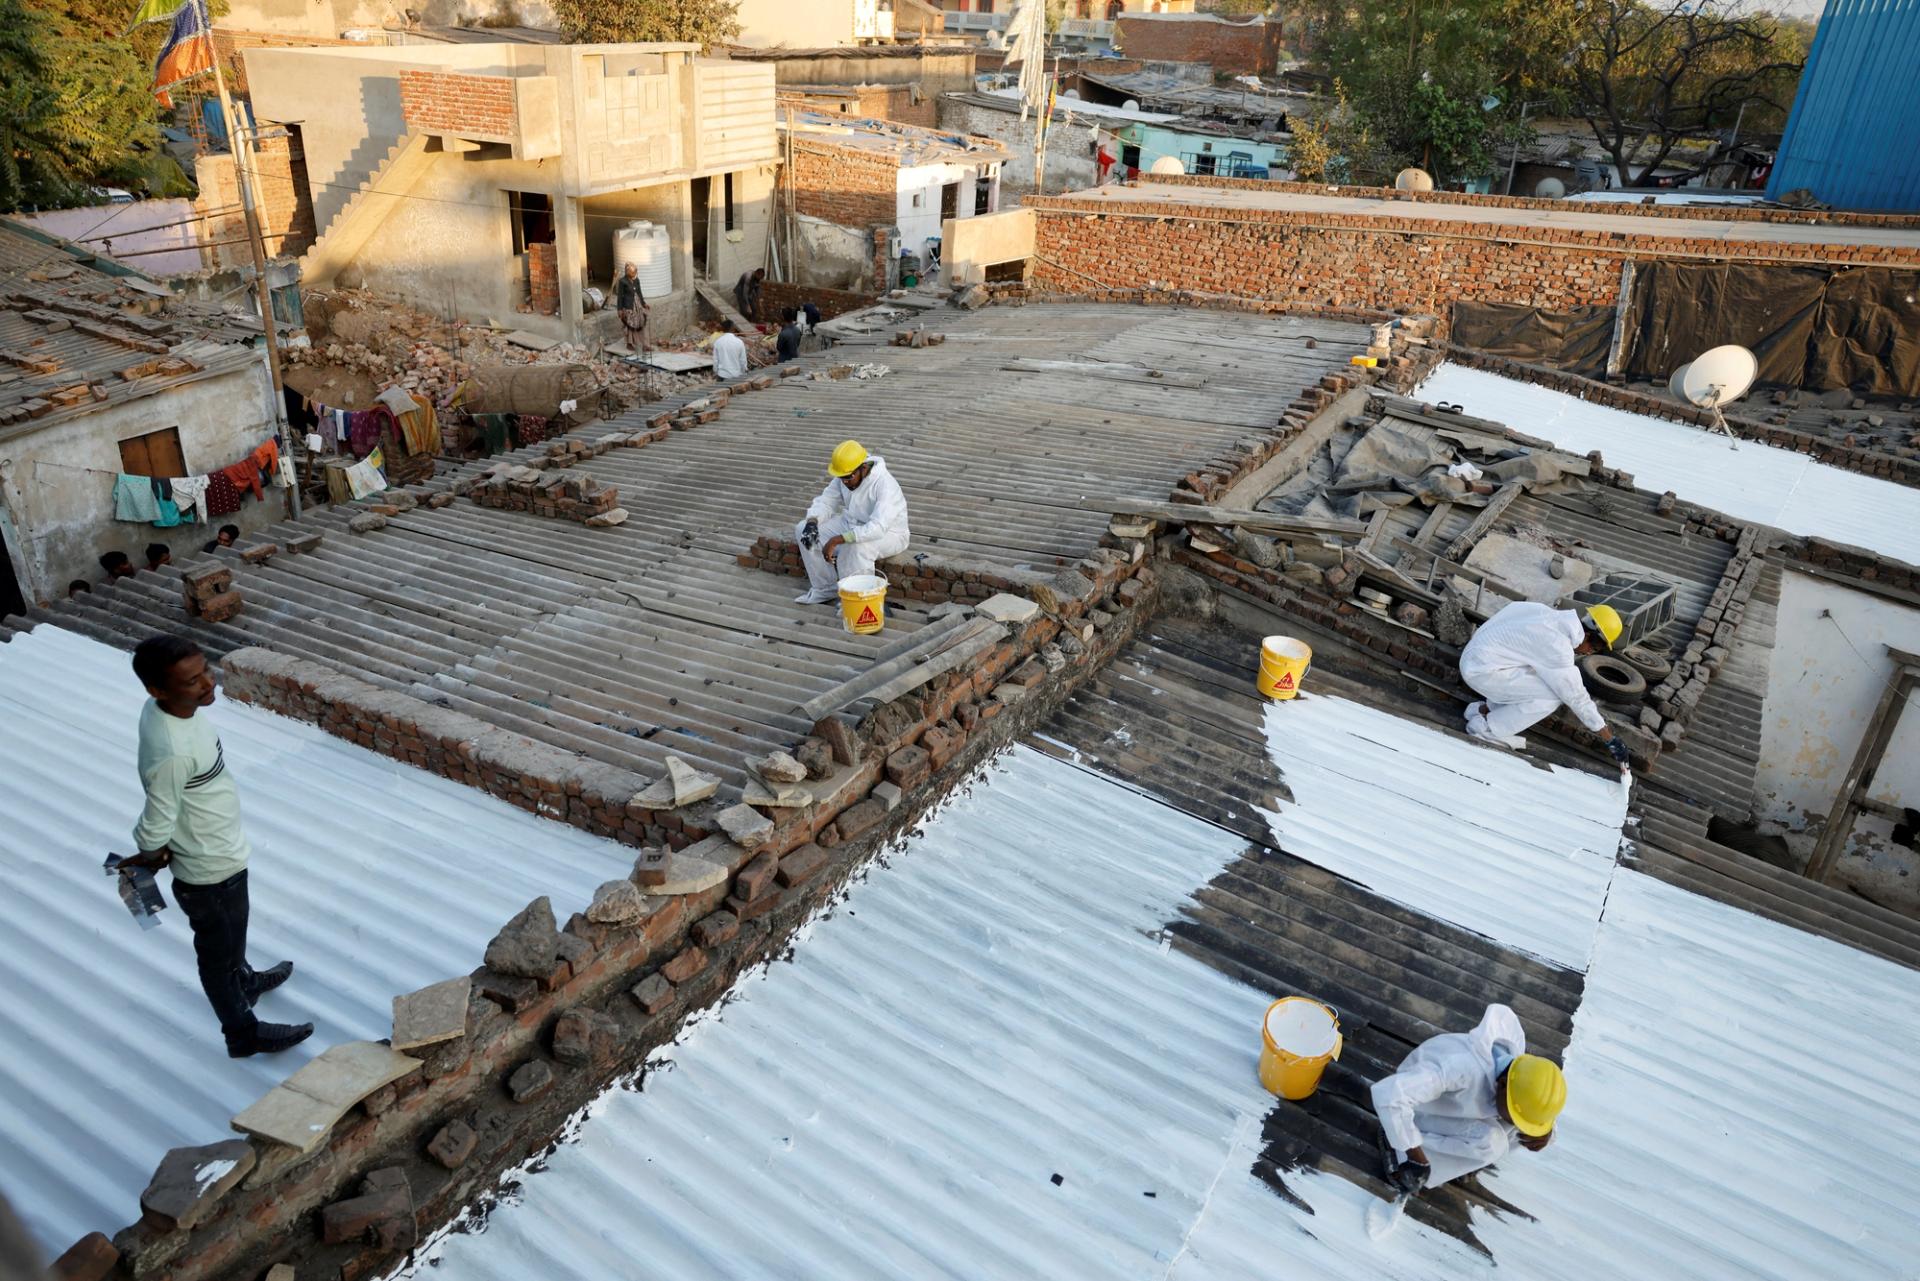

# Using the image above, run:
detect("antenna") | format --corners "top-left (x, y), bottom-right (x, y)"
top-left (1679, 345), bottom-right (1757, 448)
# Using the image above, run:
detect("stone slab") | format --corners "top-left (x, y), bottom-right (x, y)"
top-left (638, 851), bottom-right (729, 897)
top-left (976, 593), bottom-right (1041, 624)
top-left (742, 775), bottom-right (813, 808)
top-left (391, 976), bottom-right (471, 1051)
top-left (140, 1139), bottom-right (256, 1230)
top-left (231, 1041), bottom-right (422, 1152)
top-left (632, 755), bottom-right (721, 809)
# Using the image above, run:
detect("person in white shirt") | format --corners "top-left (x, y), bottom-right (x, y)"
top-left (794, 439), bottom-right (911, 605)
top-left (1458, 600), bottom-right (1631, 769)
top-left (1371, 1003), bottom-right (1566, 1195)
top-left (712, 319), bottom-right (749, 380)
top-left (122, 635), bottom-right (312, 1058)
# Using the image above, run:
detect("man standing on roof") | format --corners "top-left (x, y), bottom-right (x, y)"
top-left (120, 635), bottom-right (313, 1058)
top-left (793, 440), bottom-right (910, 606)
top-left (614, 261), bottom-right (649, 355)
top-left (1458, 600), bottom-right (1632, 770)
top-left (1372, 1003), bottom-right (1566, 1195)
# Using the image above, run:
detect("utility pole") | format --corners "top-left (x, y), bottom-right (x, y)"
top-left (205, 10), bottom-right (301, 517)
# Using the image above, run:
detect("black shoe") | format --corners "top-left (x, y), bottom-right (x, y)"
top-left (227, 1021), bottom-right (315, 1058)
top-left (244, 960), bottom-right (294, 1006)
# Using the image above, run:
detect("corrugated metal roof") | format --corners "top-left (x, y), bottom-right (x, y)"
top-left (0, 625), bottom-right (631, 1257)
top-left (1253, 691), bottom-right (1625, 969)
top-left (1767, 0), bottom-right (1920, 212)
top-left (396, 742), bottom-right (1920, 1280)
top-left (1415, 363), bottom-right (1920, 567)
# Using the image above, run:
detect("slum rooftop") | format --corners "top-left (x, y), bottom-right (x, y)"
top-left (0, 219), bottom-right (261, 431)
top-left (782, 111), bottom-right (1008, 165)
top-left (5, 295), bottom-right (1920, 1278)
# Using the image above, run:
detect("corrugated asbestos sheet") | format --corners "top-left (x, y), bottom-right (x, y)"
top-left (402, 743), bottom-right (1920, 1280)
top-left (7, 304), bottom-right (1375, 794)
top-left (1415, 363), bottom-right (1920, 566)
top-left (0, 627), bottom-right (630, 1256)
top-left (1767, 0), bottom-right (1920, 212)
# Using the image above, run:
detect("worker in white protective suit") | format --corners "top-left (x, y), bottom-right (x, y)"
top-left (1371, 1003), bottom-right (1566, 1195)
top-left (1458, 600), bottom-right (1632, 769)
top-left (793, 439), bottom-right (911, 605)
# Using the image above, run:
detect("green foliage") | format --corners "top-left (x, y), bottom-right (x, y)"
top-left (1, 0), bottom-right (171, 212)
top-left (1286, 82), bottom-right (1396, 184)
top-left (550, 0), bottom-right (740, 46)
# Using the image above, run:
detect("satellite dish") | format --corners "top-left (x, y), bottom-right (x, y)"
top-left (1122, 98), bottom-right (1140, 111)
top-left (1395, 167), bottom-right (1434, 192)
top-left (1149, 156), bottom-right (1185, 175)
top-left (1678, 345), bottom-right (1757, 447)
top-left (1667, 362), bottom-right (1692, 398)
top-left (1681, 345), bottom-right (1757, 410)
top-left (1533, 176), bottom-right (1566, 199)
top-left (1063, 89), bottom-right (1080, 99)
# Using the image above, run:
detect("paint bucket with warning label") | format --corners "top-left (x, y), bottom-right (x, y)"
top-left (838, 573), bottom-right (889, 635)
top-left (1256, 636), bottom-right (1312, 700)
top-left (1259, 997), bottom-right (1342, 1099)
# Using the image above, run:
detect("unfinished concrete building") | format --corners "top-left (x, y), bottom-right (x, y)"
top-left (5, 259), bottom-right (1920, 1278)
top-left (247, 42), bottom-right (778, 343)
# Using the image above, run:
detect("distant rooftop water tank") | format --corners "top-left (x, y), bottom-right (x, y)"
top-left (613, 221), bottom-right (672, 298)
top-left (1149, 156), bottom-right (1185, 175)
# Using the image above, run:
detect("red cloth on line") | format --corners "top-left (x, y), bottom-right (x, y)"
top-left (223, 459), bottom-right (264, 502)
top-left (251, 437), bottom-right (279, 481)
top-left (205, 471), bottom-right (243, 516)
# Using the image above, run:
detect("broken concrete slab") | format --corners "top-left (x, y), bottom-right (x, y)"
top-left (976, 593), bottom-right (1041, 624)
top-left (484, 897), bottom-right (561, 978)
top-left (231, 1041), bottom-right (421, 1151)
top-left (140, 1139), bottom-right (256, 1230)
top-left (391, 975), bottom-right (471, 1051)
top-left (794, 736), bottom-right (834, 779)
top-left (742, 774), bottom-right (813, 808)
top-left (716, 802), bottom-right (774, 848)
top-left (632, 755), bottom-right (721, 809)
top-left (756, 750), bottom-right (809, 785)
top-left (637, 849), bottom-right (729, 897)
top-left (928, 601), bottom-right (973, 620)
top-left (586, 877), bottom-right (647, 925)
top-left (585, 507), bottom-right (629, 528)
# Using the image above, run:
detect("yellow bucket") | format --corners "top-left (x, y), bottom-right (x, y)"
top-left (1259, 997), bottom-right (1343, 1099)
top-left (1350, 355), bottom-right (1379, 368)
top-left (1256, 636), bottom-right (1312, 700)
top-left (838, 573), bottom-right (889, 635)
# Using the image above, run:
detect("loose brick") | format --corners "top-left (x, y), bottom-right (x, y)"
top-left (777, 844), bottom-right (829, 888)
top-left (692, 910), bottom-right (740, 948)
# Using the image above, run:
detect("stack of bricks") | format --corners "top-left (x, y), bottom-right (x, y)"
top-left (469, 464), bottom-right (623, 524)
top-left (527, 243), bottom-right (559, 317)
top-left (180, 564), bottom-right (242, 624)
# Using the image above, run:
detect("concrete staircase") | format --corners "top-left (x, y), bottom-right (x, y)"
top-left (299, 135), bottom-right (431, 287)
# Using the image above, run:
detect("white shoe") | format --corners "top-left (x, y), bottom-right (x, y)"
top-left (1466, 720), bottom-right (1528, 751)
top-left (795, 588), bottom-right (837, 605)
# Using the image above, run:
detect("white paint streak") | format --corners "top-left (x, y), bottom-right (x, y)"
top-left (1416, 363), bottom-right (1920, 566)
top-left (191, 1159), bottom-right (238, 1191)
top-left (1259, 693), bottom-right (1625, 969)
top-left (0, 627), bottom-right (630, 1255)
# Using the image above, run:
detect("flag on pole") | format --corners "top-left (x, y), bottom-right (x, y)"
top-left (151, 0), bottom-right (214, 106)
top-left (127, 0), bottom-right (187, 27)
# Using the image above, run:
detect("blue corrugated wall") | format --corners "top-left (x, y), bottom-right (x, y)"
top-left (1767, 0), bottom-right (1920, 211)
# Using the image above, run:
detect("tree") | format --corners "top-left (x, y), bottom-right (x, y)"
top-left (1, 0), bottom-right (171, 212)
top-left (1565, 0), bottom-right (1805, 187)
top-left (549, 0), bottom-right (740, 45)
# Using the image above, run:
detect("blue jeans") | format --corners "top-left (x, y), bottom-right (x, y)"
top-left (173, 868), bottom-right (258, 1042)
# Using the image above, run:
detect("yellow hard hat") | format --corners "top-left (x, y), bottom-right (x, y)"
top-left (1505, 1054), bottom-right (1567, 1138)
top-left (828, 440), bottom-right (869, 478)
top-left (1584, 604), bottom-right (1623, 651)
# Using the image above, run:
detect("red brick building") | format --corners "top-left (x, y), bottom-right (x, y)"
top-left (1115, 13), bottom-right (1285, 76)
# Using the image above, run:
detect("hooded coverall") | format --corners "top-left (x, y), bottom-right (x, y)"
top-left (1370, 1003), bottom-right (1528, 1188)
top-left (1458, 601), bottom-right (1607, 741)
top-left (796, 456), bottom-right (911, 595)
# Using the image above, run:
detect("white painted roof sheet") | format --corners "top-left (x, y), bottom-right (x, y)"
top-left (405, 747), bottom-right (1920, 1281)
top-left (1259, 692), bottom-right (1626, 970)
top-left (0, 627), bottom-right (631, 1256)
top-left (1416, 363), bottom-right (1920, 566)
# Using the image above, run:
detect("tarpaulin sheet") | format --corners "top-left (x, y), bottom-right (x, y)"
top-left (1809, 269), bottom-right (1920, 397)
top-left (1450, 302), bottom-right (1614, 378)
top-left (1620, 261), bottom-right (1826, 387)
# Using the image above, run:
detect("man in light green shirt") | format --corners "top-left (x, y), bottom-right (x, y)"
top-left (125, 635), bottom-right (312, 1057)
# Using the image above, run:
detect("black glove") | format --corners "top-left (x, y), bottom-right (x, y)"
top-left (1606, 737), bottom-right (1631, 767)
top-left (1390, 1158), bottom-right (1430, 1196)
top-left (801, 518), bottom-right (819, 549)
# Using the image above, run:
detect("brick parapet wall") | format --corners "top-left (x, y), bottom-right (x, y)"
top-left (789, 141), bottom-right (899, 230)
top-left (779, 85), bottom-right (938, 128)
top-left (397, 70), bottom-right (516, 142)
top-left (1114, 16), bottom-right (1283, 75)
top-left (757, 280), bottom-right (878, 322)
top-left (1133, 173), bottom-right (1920, 232)
top-left (87, 523), bottom-right (1159, 1281)
top-left (192, 134), bottom-right (315, 267)
top-left (1784, 537), bottom-right (1920, 592)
